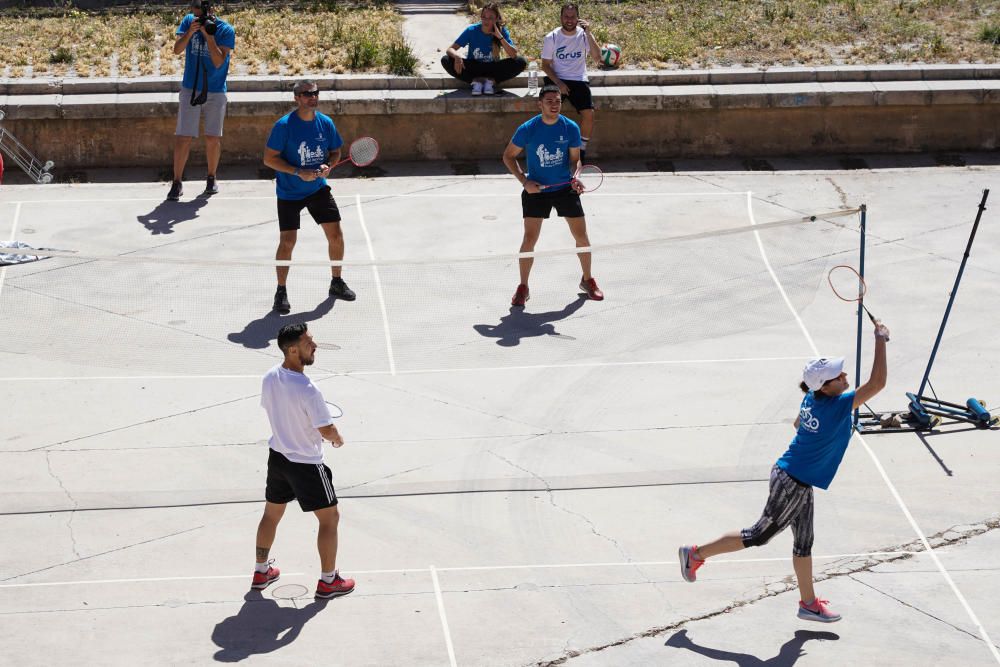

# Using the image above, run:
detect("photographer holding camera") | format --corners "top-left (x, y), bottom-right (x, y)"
top-left (167, 0), bottom-right (235, 201)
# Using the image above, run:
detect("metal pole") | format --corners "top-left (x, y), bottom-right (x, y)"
top-left (854, 205), bottom-right (866, 427)
top-left (917, 189), bottom-right (990, 397)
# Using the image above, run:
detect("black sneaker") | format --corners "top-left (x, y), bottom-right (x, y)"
top-left (329, 277), bottom-right (356, 301)
top-left (205, 175), bottom-right (219, 195)
top-left (273, 286), bottom-right (290, 314)
top-left (167, 180), bottom-right (183, 201)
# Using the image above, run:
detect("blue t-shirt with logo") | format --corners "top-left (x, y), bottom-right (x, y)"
top-left (454, 24), bottom-right (514, 62)
top-left (266, 111), bottom-right (343, 201)
top-left (511, 115), bottom-right (582, 187)
top-left (177, 14), bottom-right (236, 93)
top-left (776, 390), bottom-right (856, 490)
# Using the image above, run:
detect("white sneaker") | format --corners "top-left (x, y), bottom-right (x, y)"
top-left (471, 81), bottom-right (483, 96)
top-left (483, 79), bottom-right (495, 95)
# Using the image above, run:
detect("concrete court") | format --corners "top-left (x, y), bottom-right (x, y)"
top-left (1, 164), bottom-right (999, 667)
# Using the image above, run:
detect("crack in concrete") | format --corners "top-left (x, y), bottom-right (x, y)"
top-left (341, 433), bottom-right (545, 492)
top-left (44, 452), bottom-right (81, 559)
top-left (489, 449), bottom-right (633, 564)
top-left (1, 523), bottom-right (208, 583)
top-left (824, 177), bottom-right (849, 208)
top-left (846, 573), bottom-right (987, 644)
top-left (532, 516), bottom-right (1000, 666)
top-left (23, 393), bottom-right (261, 453)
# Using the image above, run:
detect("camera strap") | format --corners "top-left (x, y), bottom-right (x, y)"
top-left (190, 59), bottom-right (209, 106)
top-left (189, 29), bottom-right (210, 106)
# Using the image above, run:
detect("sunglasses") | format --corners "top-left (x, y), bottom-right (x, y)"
top-left (298, 90), bottom-right (320, 98)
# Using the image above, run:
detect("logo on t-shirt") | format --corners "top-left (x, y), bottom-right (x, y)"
top-left (555, 45), bottom-right (583, 60)
top-left (297, 141), bottom-right (326, 167)
top-left (536, 143), bottom-right (564, 168)
top-left (471, 47), bottom-right (494, 62)
top-left (799, 405), bottom-right (820, 433)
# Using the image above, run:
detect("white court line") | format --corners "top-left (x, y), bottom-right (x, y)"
top-left (0, 573), bottom-right (304, 589)
top-left (1, 191), bottom-right (748, 206)
top-left (0, 551), bottom-right (928, 589)
top-left (746, 192), bottom-right (1000, 664)
top-left (430, 566), bottom-right (459, 667)
top-left (0, 202), bottom-right (23, 303)
top-left (1, 356), bottom-right (813, 381)
top-left (356, 194), bottom-right (397, 376)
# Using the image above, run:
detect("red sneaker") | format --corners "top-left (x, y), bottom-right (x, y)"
top-left (315, 571), bottom-right (355, 599)
top-left (251, 561), bottom-right (280, 590)
top-left (678, 545), bottom-right (704, 583)
top-left (579, 277), bottom-right (604, 301)
top-left (798, 597), bottom-right (842, 623)
top-left (511, 283), bottom-right (530, 307)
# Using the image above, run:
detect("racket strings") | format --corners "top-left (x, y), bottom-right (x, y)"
top-left (828, 264), bottom-right (867, 302)
top-left (349, 137), bottom-right (379, 167)
top-left (574, 165), bottom-right (603, 192)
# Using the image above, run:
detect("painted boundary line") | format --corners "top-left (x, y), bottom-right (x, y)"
top-left (746, 192), bottom-right (1000, 664)
top-left (0, 191), bottom-right (750, 205)
top-left (0, 551), bottom-right (927, 589)
top-left (2, 356), bottom-right (813, 382)
top-left (356, 193), bottom-right (397, 376)
top-left (0, 202), bottom-right (23, 302)
top-left (430, 565), bottom-right (459, 667)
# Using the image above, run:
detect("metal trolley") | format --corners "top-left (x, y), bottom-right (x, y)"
top-left (0, 109), bottom-right (55, 184)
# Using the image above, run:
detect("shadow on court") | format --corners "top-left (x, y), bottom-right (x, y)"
top-left (136, 195), bottom-right (210, 235)
top-left (228, 297), bottom-right (336, 349)
top-left (472, 295), bottom-right (586, 347)
top-left (211, 590), bottom-right (328, 662)
top-left (665, 628), bottom-right (840, 666)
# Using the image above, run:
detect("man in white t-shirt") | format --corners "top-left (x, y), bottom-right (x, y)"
top-left (251, 322), bottom-right (355, 600)
top-left (541, 3), bottom-right (603, 163)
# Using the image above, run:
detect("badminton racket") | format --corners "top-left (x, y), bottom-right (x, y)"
top-left (828, 264), bottom-right (889, 341)
top-left (330, 136), bottom-right (380, 169)
top-left (541, 164), bottom-right (603, 193)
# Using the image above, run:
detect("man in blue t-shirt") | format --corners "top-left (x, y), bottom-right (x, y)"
top-left (501, 84), bottom-right (603, 307)
top-left (677, 320), bottom-right (891, 624)
top-left (263, 80), bottom-right (355, 315)
top-left (167, 0), bottom-right (235, 202)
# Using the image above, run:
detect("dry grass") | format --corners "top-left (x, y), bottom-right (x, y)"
top-left (0, 4), bottom-right (414, 78)
top-left (486, 0), bottom-right (1000, 68)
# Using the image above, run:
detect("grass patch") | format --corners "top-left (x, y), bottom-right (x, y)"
top-left (386, 39), bottom-right (419, 75)
top-left (487, 0), bottom-right (1000, 68)
top-left (981, 24), bottom-right (1000, 45)
top-left (0, 2), bottom-right (411, 77)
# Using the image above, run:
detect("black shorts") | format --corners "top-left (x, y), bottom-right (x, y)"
top-left (544, 77), bottom-right (594, 112)
top-left (277, 186), bottom-right (342, 232)
top-left (265, 448), bottom-right (339, 512)
top-left (521, 187), bottom-right (585, 219)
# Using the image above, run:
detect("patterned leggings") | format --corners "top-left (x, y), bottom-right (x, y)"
top-left (741, 464), bottom-right (815, 557)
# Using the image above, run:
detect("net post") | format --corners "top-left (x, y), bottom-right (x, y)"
top-left (915, 189), bottom-right (990, 398)
top-left (854, 204), bottom-right (866, 428)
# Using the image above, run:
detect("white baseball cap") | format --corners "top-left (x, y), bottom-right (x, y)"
top-left (802, 357), bottom-right (845, 391)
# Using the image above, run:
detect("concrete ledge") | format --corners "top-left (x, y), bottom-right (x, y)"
top-left (2, 72), bottom-right (999, 169)
top-left (2, 63), bottom-right (999, 96)
top-left (5, 80), bottom-right (1000, 120)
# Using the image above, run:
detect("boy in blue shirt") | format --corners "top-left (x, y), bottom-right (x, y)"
top-left (678, 319), bottom-right (891, 623)
top-left (263, 81), bottom-right (355, 314)
top-left (168, 0), bottom-right (235, 201)
top-left (502, 84), bottom-right (603, 307)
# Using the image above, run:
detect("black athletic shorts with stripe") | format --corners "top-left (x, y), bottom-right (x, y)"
top-left (265, 448), bottom-right (339, 512)
top-left (740, 464), bottom-right (815, 557)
